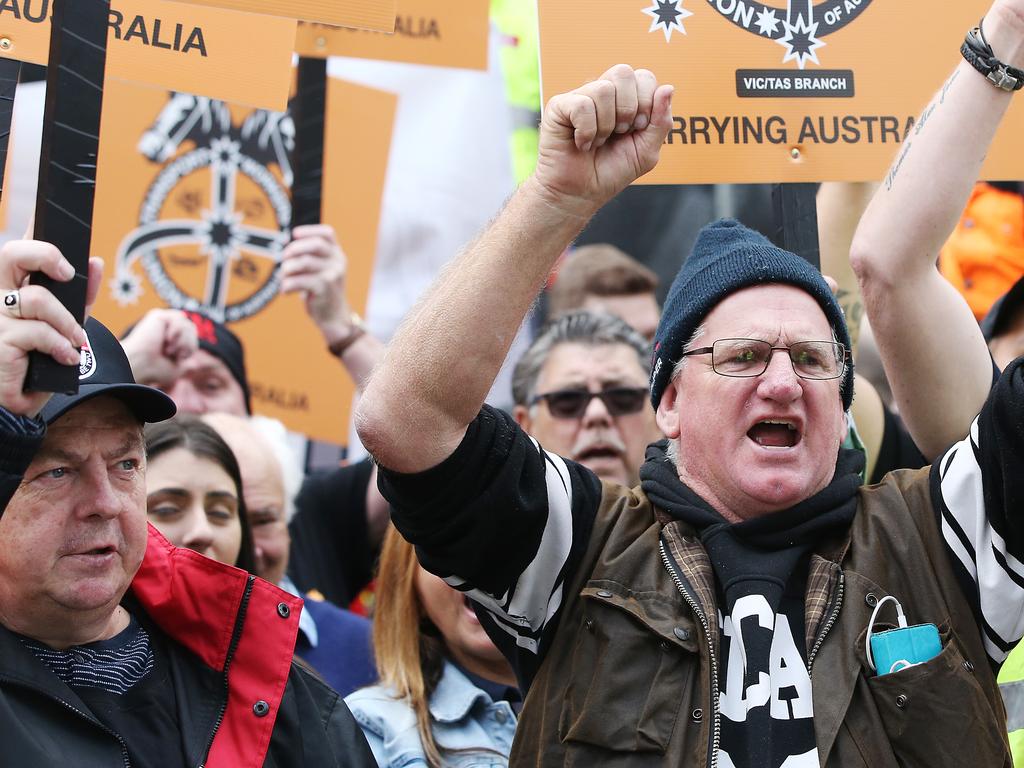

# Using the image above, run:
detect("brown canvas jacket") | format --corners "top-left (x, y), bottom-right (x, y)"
top-left (512, 466), bottom-right (1010, 768)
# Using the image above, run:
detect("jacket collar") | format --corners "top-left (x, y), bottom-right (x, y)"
top-left (129, 524), bottom-right (253, 672)
top-left (655, 501), bottom-right (854, 566)
top-left (428, 661), bottom-right (499, 724)
top-left (131, 524), bottom-right (303, 767)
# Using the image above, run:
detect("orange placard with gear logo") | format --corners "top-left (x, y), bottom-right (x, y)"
top-left (538, 0), bottom-right (1024, 183)
top-left (89, 76), bottom-right (397, 443)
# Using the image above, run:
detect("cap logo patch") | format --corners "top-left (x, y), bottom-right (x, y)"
top-left (79, 333), bottom-right (97, 380)
top-left (186, 311), bottom-right (218, 345)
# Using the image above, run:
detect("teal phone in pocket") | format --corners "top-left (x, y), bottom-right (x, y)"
top-left (869, 623), bottom-right (942, 675)
top-left (865, 594), bottom-right (942, 676)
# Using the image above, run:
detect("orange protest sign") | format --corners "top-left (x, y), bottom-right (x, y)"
top-left (176, 0), bottom-right (396, 31)
top-left (295, 0), bottom-right (489, 70)
top-left (538, 0), bottom-right (1024, 183)
top-left (90, 76), bottom-right (397, 443)
top-left (0, 0), bottom-right (296, 110)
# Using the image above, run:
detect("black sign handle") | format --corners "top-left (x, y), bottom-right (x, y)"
top-left (289, 57), bottom-right (328, 229)
top-left (772, 182), bottom-right (820, 269)
top-left (25, 0), bottom-right (110, 394)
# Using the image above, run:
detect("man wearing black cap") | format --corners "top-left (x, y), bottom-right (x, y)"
top-left (0, 242), bottom-right (375, 766)
top-left (357, 32), bottom-right (1024, 768)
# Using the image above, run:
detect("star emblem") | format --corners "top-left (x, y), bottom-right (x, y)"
top-left (776, 15), bottom-right (825, 69)
top-left (198, 208), bottom-right (245, 262)
top-left (112, 272), bottom-right (142, 306)
top-left (754, 7), bottom-right (780, 37)
top-left (642, 0), bottom-right (694, 42)
top-left (209, 137), bottom-right (242, 172)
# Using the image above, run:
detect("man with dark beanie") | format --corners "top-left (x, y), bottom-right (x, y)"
top-left (121, 307), bottom-right (251, 415)
top-left (358, 35), bottom-right (1023, 768)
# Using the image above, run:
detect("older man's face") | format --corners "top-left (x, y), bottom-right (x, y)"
top-left (515, 341), bottom-right (656, 487)
top-left (203, 413), bottom-right (289, 586)
top-left (0, 397), bottom-right (148, 641)
top-left (657, 285), bottom-right (847, 522)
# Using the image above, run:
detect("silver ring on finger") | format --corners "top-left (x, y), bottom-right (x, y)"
top-left (2, 289), bottom-right (21, 319)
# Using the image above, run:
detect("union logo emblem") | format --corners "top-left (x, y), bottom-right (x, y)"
top-left (643, 0), bottom-right (875, 69)
top-left (111, 94), bottom-right (295, 323)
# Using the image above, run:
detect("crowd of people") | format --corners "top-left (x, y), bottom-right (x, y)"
top-left (3, 0), bottom-right (1024, 765)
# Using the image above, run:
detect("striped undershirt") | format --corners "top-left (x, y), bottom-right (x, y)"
top-left (20, 620), bottom-right (154, 695)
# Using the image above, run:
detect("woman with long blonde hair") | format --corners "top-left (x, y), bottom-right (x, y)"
top-left (345, 526), bottom-right (519, 767)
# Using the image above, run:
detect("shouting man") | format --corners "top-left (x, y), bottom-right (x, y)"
top-left (357, 12), bottom-right (1024, 766)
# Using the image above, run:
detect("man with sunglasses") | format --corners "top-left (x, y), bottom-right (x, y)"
top-left (358, 33), bottom-right (1022, 767)
top-left (511, 311), bottom-right (657, 488)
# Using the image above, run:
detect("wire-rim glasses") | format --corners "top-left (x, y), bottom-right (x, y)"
top-left (680, 338), bottom-right (847, 380)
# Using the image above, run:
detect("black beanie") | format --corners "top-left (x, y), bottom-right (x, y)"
top-left (182, 310), bottom-right (252, 414)
top-left (650, 219), bottom-right (853, 411)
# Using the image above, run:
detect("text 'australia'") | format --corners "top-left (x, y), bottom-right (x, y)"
top-left (109, 11), bottom-right (207, 57)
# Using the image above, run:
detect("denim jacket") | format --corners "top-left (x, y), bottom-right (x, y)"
top-left (345, 660), bottom-right (516, 767)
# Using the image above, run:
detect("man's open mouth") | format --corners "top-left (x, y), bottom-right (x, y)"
top-left (747, 420), bottom-right (799, 449)
top-left (576, 446), bottom-right (621, 462)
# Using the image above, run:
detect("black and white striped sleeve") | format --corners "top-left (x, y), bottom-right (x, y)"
top-left (931, 358), bottom-right (1024, 663)
top-left (379, 405), bottom-right (603, 678)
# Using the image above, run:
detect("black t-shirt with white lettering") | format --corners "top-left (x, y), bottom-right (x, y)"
top-left (715, 566), bottom-right (817, 768)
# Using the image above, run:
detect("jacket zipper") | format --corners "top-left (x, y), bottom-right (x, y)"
top-left (659, 539), bottom-right (720, 768)
top-left (1, 676), bottom-right (131, 767)
top-left (806, 569), bottom-right (845, 675)
top-left (198, 574), bottom-right (255, 768)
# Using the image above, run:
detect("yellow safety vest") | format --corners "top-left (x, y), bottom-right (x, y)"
top-left (1000, 645), bottom-right (1024, 765)
top-left (491, 0), bottom-right (540, 184)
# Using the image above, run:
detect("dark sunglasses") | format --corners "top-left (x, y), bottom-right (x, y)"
top-left (530, 387), bottom-right (648, 419)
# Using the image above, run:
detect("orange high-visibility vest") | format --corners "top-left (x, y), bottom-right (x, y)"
top-left (940, 182), bottom-right (1024, 322)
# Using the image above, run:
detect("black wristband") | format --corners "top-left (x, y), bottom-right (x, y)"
top-left (961, 18), bottom-right (1024, 92)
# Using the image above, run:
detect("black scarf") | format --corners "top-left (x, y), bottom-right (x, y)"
top-left (640, 440), bottom-right (864, 615)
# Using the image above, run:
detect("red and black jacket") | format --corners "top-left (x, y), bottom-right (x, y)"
top-left (0, 410), bottom-right (376, 767)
